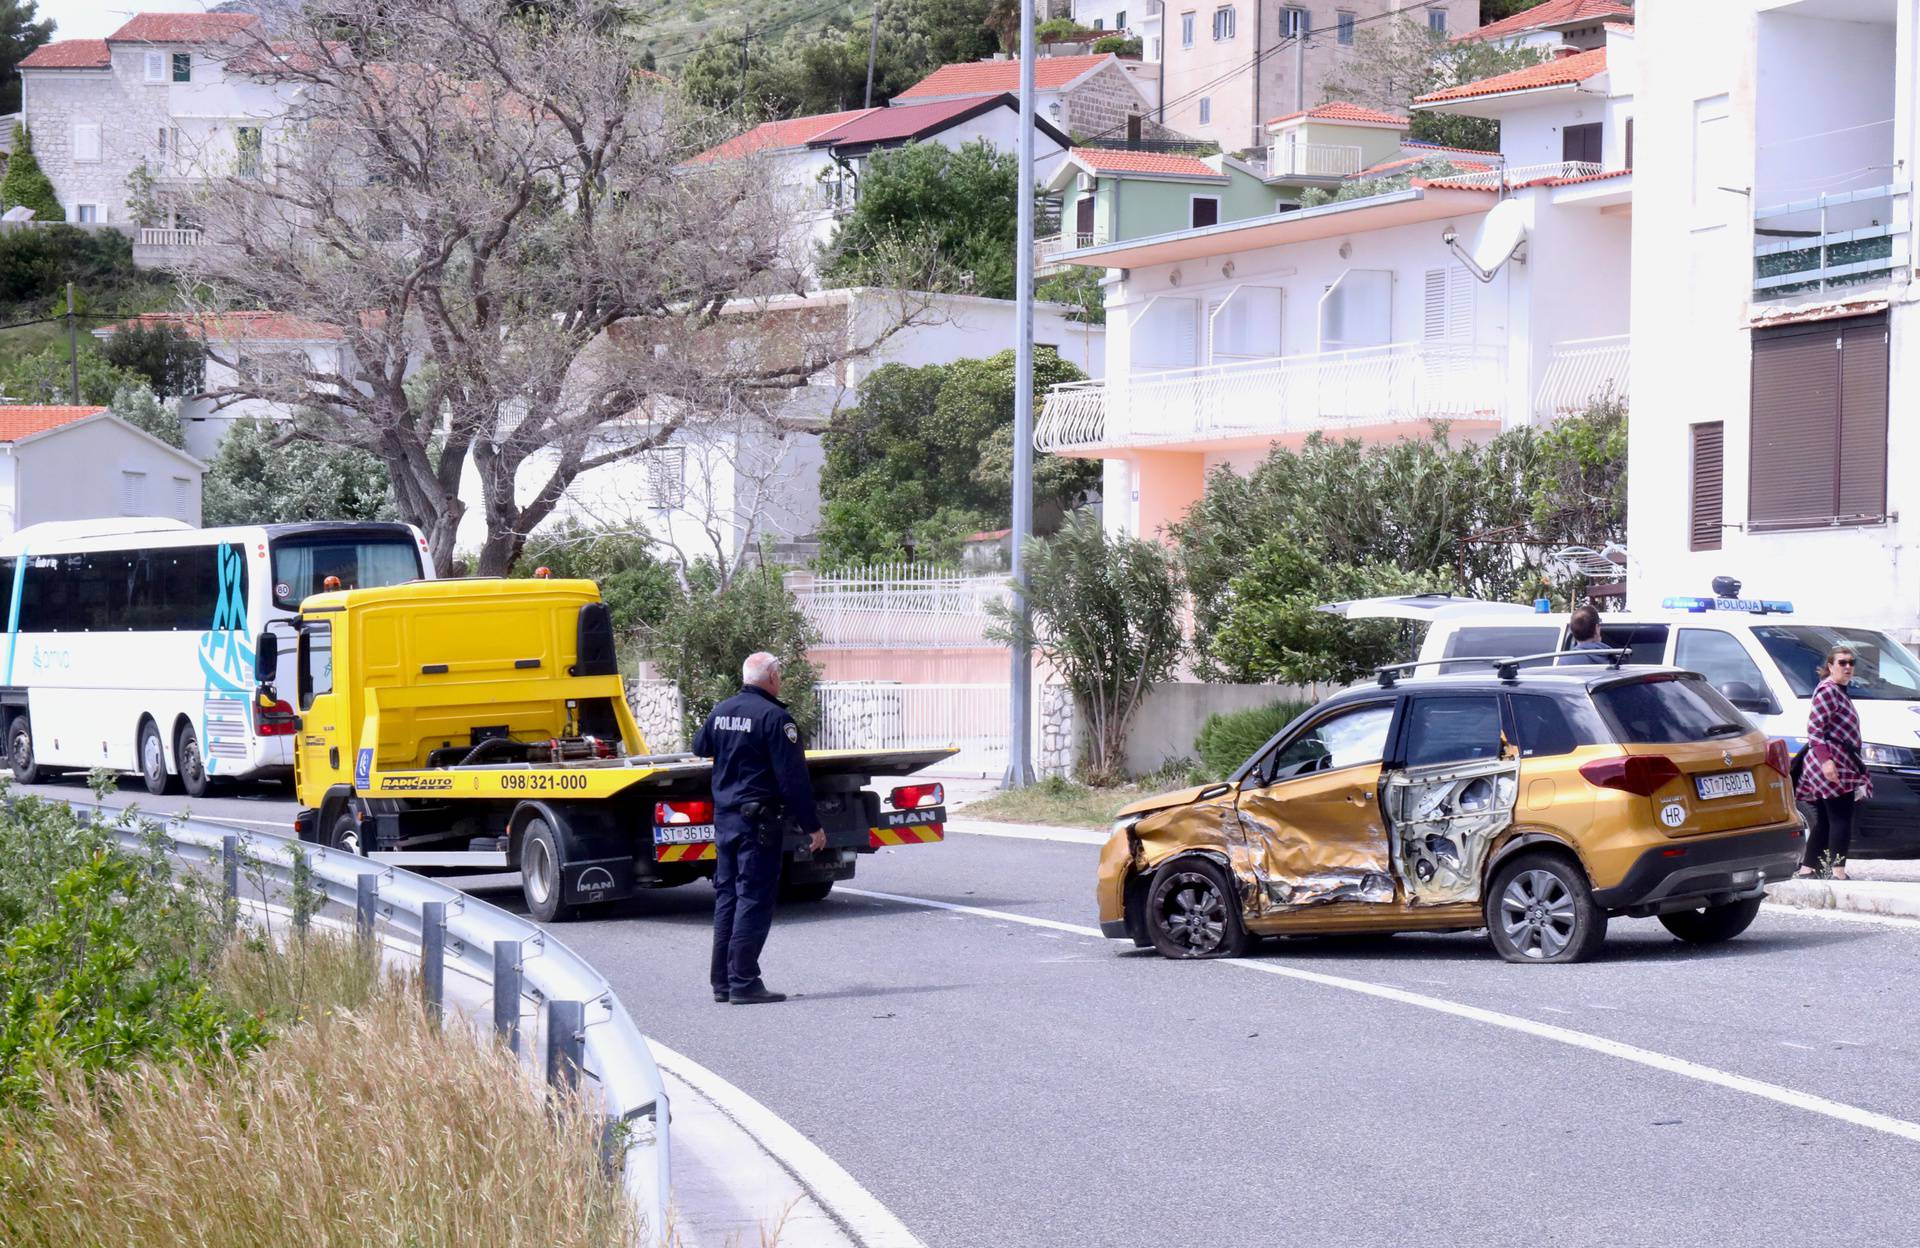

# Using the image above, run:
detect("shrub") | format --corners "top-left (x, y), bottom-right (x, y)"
top-left (0, 222), bottom-right (167, 321)
top-left (98, 319), bottom-right (207, 398)
top-left (1036, 18), bottom-right (1095, 42)
top-left (0, 345), bottom-right (146, 406)
top-left (988, 513), bottom-right (1185, 785)
top-left (202, 414), bottom-right (395, 525)
top-left (107, 385), bottom-right (186, 448)
top-left (1195, 700), bottom-right (1314, 776)
top-left (1092, 34), bottom-right (1143, 57)
top-left (644, 561), bottom-right (819, 739)
top-left (515, 524), bottom-right (678, 638)
top-left (0, 125), bottom-right (62, 221)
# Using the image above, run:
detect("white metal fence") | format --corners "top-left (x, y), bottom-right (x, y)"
top-left (1267, 140), bottom-right (1364, 179)
top-left (1036, 341), bottom-right (1507, 452)
top-left (1534, 334), bottom-right (1630, 418)
top-left (791, 566), bottom-right (1009, 650)
top-left (1446, 160), bottom-right (1606, 188)
top-left (814, 681), bottom-right (1013, 775)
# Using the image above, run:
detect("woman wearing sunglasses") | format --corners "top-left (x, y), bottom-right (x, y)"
top-left (1796, 646), bottom-right (1871, 879)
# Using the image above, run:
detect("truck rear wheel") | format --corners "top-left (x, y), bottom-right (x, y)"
top-left (780, 880), bottom-right (835, 904)
top-left (519, 816), bottom-right (575, 923)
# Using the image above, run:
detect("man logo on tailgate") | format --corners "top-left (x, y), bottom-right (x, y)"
top-left (883, 808), bottom-right (942, 828)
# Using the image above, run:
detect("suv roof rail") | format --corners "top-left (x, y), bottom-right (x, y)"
top-left (1373, 648), bottom-right (1630, 687)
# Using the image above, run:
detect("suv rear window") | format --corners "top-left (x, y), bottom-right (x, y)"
top-left (1440, 625), bottom-right (1559, 674)
top-left (1590, 676), bottom-right (1750, 745)
top-left (1508, 694), bottom-right (1606, 758)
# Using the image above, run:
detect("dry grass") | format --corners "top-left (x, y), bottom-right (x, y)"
top-left (0, 935), bottom-right (642, 1248)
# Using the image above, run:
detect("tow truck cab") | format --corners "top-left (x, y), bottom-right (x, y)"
top-left (263, 578), bottom-right (948, 920)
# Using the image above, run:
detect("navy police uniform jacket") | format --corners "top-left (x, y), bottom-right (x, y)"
top-left (693, 685), bottom-right (822, 836)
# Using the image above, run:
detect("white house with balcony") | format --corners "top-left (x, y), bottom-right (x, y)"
top-left (1458, 0), bottom-right (1633, 52)
top-left (1037, 26), bottom-right (1636, 543)
top-left (1626, 0), bottom-right (1920, 638)
top-left (16, 12), bottom-right (303, 257)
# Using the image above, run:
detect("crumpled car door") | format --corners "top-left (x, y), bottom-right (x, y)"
top-left (1232, 762), bottom-right (1396, 916)
top-left (1382, 757), bottom-right (1519, 907)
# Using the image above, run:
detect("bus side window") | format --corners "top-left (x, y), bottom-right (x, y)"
top-left (299, 622), bottom-right (334, 711)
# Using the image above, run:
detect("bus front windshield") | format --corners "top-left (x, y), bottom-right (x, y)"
top-left (271, 537), bottom-right (422, 609)
top-left (1753, 625), bottom-right (1920, 701)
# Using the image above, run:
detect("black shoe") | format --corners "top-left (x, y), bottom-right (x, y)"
top-left (713, 990), bottom-right (730, 1003)
top-left (728, 986), bottom-right (787, 1005)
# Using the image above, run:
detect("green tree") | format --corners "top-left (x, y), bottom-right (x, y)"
top-left (0, 223), bottom-right (167, 320)
top-left (818, 348), bottom-right (1096, 565)
top-left (0, 1), bottom-right (52, 116)
top-left (987, 514), bottom-right (1186, 784)
top-left (201, 415), bottom-right (396, 525)
top-left (644, 561), bottom-right (819, 739)
top-left (823, 139), bottom-right (1019, 297)
top-left (0, 344), bottom-right (144, 405)
top-left (1318, 15), bottom-right (1547, 151)
top-left (107, 385), bottom-right (185, 448)
top-left (1479, 0), bottom-right (1559, 22)
top-left (98, 319), bottom-right (207, 398)
top-left (0, 123), bottom-right (62, 220)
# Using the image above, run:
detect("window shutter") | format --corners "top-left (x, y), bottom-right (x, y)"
top-left (1423, 268), bottom-right (1471, 341)
top-left (73, 124), bottom-right (101, 162)
top-left (121, 471), bottom-right (147, 515)
top-left (1749, 322), bottom-right (1841, 529)
top-left (1837, 317), bottom-right (1888, 520)
top-left (1689, 423), bottom-right (1723, 551)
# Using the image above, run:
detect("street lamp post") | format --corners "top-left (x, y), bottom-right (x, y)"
top-left (1004, 0), bottom-right (1038, 789)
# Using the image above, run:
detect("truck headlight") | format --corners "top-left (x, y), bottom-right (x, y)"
top-left (1861, 742), bottom-right (1918, 767)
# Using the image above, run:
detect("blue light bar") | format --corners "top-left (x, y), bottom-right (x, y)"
top-left (1661, 596), bottom-right (1793, 615)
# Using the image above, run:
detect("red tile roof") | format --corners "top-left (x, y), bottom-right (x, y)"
top-left (1070, 148), bottom-right (1219, 177)
top-left (0, 406), bottom-right (107, 442)
top-left (1268, 101), bottom-right (1407, 128)
top-left (1413, 178), bottom-right (1501, 193)
top-left (805, 94), bottom-right (1013, 147)
top-left (107, 12), bottom-right (261, 44)
top-left (18, 39), bottom-right (110, 69)
top-left (1415, 46), bottom-right (1608, 104)
top-left (894, 53), bottom-right (1111, 101)
top-left (1460, 0), bottom-right (1632, 43)
top-left (686, 108), bottom-right (876, 165)
top-left (1356, 154), bottom-right (1493, 178)
top-left (100, 311), bottom-right (347, 342)
top-left (1548, 167), bottom-right (1632, 186)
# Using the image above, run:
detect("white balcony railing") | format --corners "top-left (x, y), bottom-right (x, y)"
top-left (1534, 334), bottom-right (1629, 418)
top-left (138, 227), bottom-right (203, 247)
top-left (1445, 161), bottom-right (1604, 188)
top-left (1035, 230), bottom-right (1105, 274)
top-left (1036, 341), bottom-right (1506, 452)
top-left (1267, 141), bottom-right (1365, 179)
top-left (790, 568), bottom-right (1008, 649)
top-left (1753, 181), bottom-right (1910, 297)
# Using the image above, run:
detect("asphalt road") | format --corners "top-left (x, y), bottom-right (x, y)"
top-left (36, 777), bottom-right (1920, 1247)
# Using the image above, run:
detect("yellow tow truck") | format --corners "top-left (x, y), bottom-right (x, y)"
top-left (260, 578), bottom-right (950, 921)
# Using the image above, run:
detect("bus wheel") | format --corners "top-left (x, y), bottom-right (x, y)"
top-left (176, 724), bottom-right (211, 799)
top-left (139, 722), bottom-right (176, 796)
top-left (7, 714), bottom-right (41, 785)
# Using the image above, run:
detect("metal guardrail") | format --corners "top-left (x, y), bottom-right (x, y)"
top-left (64, 799), bottom-right (670, 1243)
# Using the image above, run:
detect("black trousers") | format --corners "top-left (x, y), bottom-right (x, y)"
top-left (1803, 795), bottom-right (1857, 868)
top-left (710, 818), bottom-right (783, 994)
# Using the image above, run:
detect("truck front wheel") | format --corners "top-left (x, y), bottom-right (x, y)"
top-left (519, 816), bottom-right (575, 924)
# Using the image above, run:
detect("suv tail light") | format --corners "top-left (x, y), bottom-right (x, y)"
top-left (1579, 755), bottom-right (1683, 797)
top-left (255, 698), bottom-right (297, 737)
top-left (1764, 738), bottom-right (1792, 777)
top-left (655, 799), bottom-right (714, 825)
top-left (889, 783), bottom-right (944, 810)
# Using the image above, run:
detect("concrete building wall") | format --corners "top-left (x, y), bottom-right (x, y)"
top-left (1626, 0), bottom-right (1920, 639)
top-left (7, 419), bottom-right (202, 532)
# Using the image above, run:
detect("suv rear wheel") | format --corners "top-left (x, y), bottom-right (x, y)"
top-left (1486, 851), bottom-right (1607, 964)
top-left (1658, 895), bottom-right (1764, 945)
top-left (1145, 857), bottom-right (1249, 959)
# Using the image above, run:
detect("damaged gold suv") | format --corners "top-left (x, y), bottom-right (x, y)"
top-left (1097, 657), bottom-right (1807, 964)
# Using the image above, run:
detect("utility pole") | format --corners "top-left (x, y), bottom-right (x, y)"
top-left (1004, 0), bottom-right (1037, 790)
top-left (741, 22), bottom-right (750, 98)
top-left (65, 282), bottom-right (78, 405)
top-left (864, 2), bottom-right (881, 110)
top-left (1294, 23), bottom-right (1306, 114)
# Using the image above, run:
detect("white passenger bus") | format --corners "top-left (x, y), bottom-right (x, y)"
top-left (0, 519), bottom-right (432, 795)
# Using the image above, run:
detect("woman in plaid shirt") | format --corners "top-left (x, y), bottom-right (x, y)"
top-left (1795, 646), bottom-right (1871, 879)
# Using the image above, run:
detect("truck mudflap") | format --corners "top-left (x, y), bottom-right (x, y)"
top-left (870, 805), bottom-right (945, 847)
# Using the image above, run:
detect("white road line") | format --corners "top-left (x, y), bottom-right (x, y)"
top-left (1539, 1006), bottom-right (1575, 1015)
top-left (1782, 1042), bottom-right (1816, 1051)
top-left (845, 887), bottom-right (1920, 1147)
top-left (95, 804), bottom-right (289, 833)
top-left (646, 1039), bottom-right (927, 1248)
top-left (942, 818), bottom-right (1109, 846)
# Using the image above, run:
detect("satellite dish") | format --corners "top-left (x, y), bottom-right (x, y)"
top-left (1, 206), bottom-right (34, 222)
top-left (1448, 199), bottom-right (1528, 283)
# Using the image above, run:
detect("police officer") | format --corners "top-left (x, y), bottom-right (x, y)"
top-left (692, 651), bottom-right (825, 1005)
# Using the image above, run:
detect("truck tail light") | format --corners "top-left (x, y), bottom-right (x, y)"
top-left (1764, 738), bottom-right (1792, 777)
top-left (655, 799), bottom-right (714, 825)
top-left (256, 699), bottom-right (297, 737)
top-left (1579, 755), bottom-right (1682, 797)
top-left (889, 783), bottom-right (944, 810)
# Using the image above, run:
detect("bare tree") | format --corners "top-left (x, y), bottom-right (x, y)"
top-left (178, 0), bottom-right (921, 574)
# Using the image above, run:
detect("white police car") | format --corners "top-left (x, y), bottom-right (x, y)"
top-left (1322, 592), bottom-right (1920, 857)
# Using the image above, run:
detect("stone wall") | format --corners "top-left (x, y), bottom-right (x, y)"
top-left (1038, 682), bottom-right (1076, 778)
top-left (626, 678), bottom-right (686, 755)
top-left (814, 681), bottom-right (907, 750)
top-left (1063, 60), bottom-right (1183, 143)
